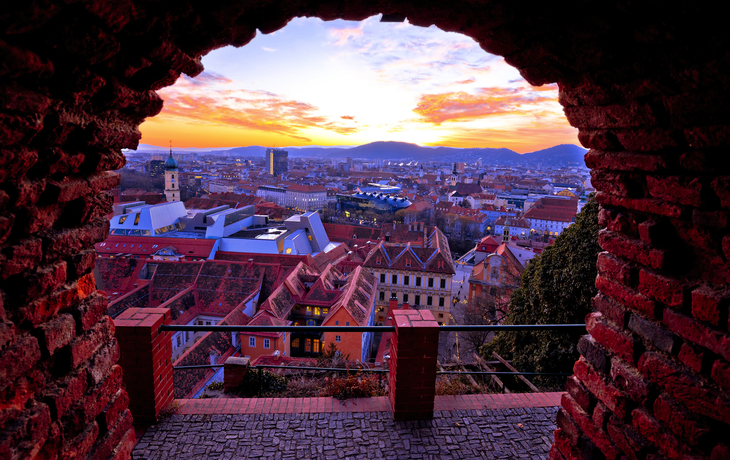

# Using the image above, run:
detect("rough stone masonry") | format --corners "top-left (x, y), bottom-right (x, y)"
top-left (1, 1), bottom-right (729, 460)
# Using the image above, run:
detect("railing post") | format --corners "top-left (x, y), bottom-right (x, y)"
top-left (389, 309), bottom-right (439, 420)
top-left (114, 308), bottom-right (173, 423)
top-left (224, 356), bottom-right (250, 393)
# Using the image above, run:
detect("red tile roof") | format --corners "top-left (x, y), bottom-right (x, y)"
top-left (362, 227), bottom-right (455, 275)
top-left (523, 197), bottom-right (578, 223)
top-left (96, 236), bottom-right (216, 259)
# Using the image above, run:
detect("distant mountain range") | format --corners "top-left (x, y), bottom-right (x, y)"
top-left (132, 141), bottom-right (588, 167)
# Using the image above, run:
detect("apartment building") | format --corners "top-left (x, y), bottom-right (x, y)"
top-left (362, 227), bottom-right (455, 324)
top-left (256, 184), bottom-right (328, 211)
top-left (284, 184), bottom-right (328, 211)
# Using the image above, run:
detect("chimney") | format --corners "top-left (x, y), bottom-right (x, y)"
top-left (408, 223), bottom-right (412, 232)
top-left (389, 298), bottom-right (398, 312)
top-left (402, 302), bottom-right (410, 310)
top-left (393, 221), bottom-right (396, 230)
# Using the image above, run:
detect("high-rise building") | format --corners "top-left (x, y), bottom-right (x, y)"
top-left (148, 160), bottom-right (165, 181)
top-left (266, 148), bottom-right (288, 176)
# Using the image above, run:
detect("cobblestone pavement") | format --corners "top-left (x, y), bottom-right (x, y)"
top-left (132, 406), bottom-right (558, 460)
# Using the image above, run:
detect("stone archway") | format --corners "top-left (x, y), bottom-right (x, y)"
top-left (1, 2), bottom-right (728, 459)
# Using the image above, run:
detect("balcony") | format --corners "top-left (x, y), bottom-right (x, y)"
top-left (133, 393), bottom-right (563, 459)
top-left (115, 308), bottom-right (583, 458)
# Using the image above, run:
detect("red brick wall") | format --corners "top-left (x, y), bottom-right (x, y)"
top-left (1, 2), bottom-right (727, 459)
top-left (113, 308), bottom-right (173, 424)
top-left (388, 309), bottom-right (439, 420)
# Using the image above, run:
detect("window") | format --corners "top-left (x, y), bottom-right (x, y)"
top-left (439, 297), bottom-right (445, 307)
top-left (406, 258), bottom-right (411, 267)
top-left (306, 306), bottom-right (312, 316)
top-left (335, 335), bottom-right (341, 343)
top-left (376, 256), bottom-right (381, 265)
top-left (314, 307), bottom-right (321, 316)
top-left (305, 338), bottom-right (312, 352)
top-left (427, 296), bottom-right (433, 306)
top-left (416, 277), bottom-right (421, 287)
top-left (264, 339), bottom-right (270, 349)
top-left (322, 307), bottom-right (328, 316)
top-left (428, 278), bottom-right (434, 288)
top-left (440, 279), bottom-right (446, 289)
top-left (133, 213), bottom-right (140, 225)
top-left (292, 338), bottom-right (300, 348)
top-left (283, 332), bottom-right (286, 343)
top-left (415, 295), bottom-right (421, 306)
top-left (379, 291), bottom-right (385, 301)
top-left (491, 267), bottom-right (499, 280)
top-left (403, 293), bottom-right (409, 303)
top-left (249, 337), bottom-right (256, 347)
top-left (380, 274), bottom-right (385, 283)
top-left (346, 322), bottom-right (350, 326)
top-left (404, 275), bottom-right (409, 286)
top-left (176, 335), bottom-right (181, 347)
top-left (392, 274), bottom-right (398, 284)
top-left (313, 340), bottom-right (320, 353)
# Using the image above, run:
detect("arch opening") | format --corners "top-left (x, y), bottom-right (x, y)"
top-left (0, 3), bottom-right (728, 460)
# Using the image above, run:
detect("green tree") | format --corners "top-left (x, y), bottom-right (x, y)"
top-left (480, 195), bottom-right (600, 389)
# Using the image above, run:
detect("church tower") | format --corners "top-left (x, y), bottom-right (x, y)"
top-left (502, 219), bottom-right (511, 244)
top-left (164, 145), bottom-right (179, 202)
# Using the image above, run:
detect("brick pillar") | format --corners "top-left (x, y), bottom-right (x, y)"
top-left (114, 308), bottom-right (173, 423)
top-left (388, 309), bottom-right (439, 421)
top-left (224, 356), bottom-right (249, 393)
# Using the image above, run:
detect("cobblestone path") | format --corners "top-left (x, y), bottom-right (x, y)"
top-left (132, 406), bottom-right (558, 459)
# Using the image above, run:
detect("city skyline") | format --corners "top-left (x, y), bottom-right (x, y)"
top-left (139, 15), bottom-right (579, 154)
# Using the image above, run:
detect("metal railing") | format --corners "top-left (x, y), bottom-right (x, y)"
top-left (160, 324), bottom-right (586, 333)
top-left (165, 323), bottom-right (586, 378)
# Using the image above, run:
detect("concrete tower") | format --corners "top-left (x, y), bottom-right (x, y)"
top-left (164, 146), bottom-right (179, 202)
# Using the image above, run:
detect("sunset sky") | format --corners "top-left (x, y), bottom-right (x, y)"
top-left (139, 15), bottom-right (579, 153)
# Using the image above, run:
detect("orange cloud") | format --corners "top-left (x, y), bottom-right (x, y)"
top-left (340, 115), bottom-right (355, 120)
top-left (413, 87), bottom-right (557, 124)
top-left (153, 77), bottom-right (358, 142)
top-left (427, 116), bottom-right (579, 152)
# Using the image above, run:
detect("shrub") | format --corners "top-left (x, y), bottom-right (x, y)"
top-left (320, 371), bottom-right (385, 400)
top-left (282, 376), bottom-right (323, 398)
top-left (207, 381), bottom-right (224, 391)
top-left (234, 369), bottom-right (288, 397)
top-left (317, 342), bottom-right (351, 368)
top-left (435, 375), bottom-right (486, 395)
